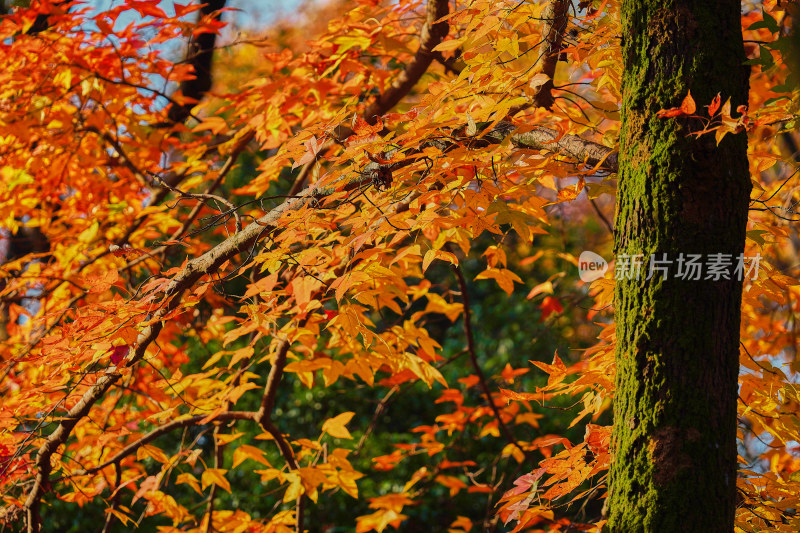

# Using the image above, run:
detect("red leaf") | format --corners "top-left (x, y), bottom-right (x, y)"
top-left (656, 107), bottom-right (684, 118)
top-left (352, 117), bottom-right (383, 136)
top-left (127, 0), bottom-right (168, 19)
top-left (110, 345), bottom-right (130, 365)
top-left (539, 296), bottom-right (563, 320)
top-left (708, 92), bottom-right (721, 116)
top-left (347, 117), bottom-right (383, 143)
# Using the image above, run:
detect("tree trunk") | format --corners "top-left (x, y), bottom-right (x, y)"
top-left (608, 1), bottom-right (750, 531)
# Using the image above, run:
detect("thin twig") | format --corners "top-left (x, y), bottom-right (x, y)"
top-left (449, 261), bottom-right (529, 459)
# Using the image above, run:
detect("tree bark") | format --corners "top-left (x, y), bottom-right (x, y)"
top-left (608, 1), bottom-right (750, 531)
top-left (166, 0), bottom-right (226, 125)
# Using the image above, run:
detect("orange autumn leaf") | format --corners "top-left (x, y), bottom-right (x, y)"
top-left (708, 92), bottom-right (721, 116)
top-left (680, 89), bottom-right (696, 114)
top-left (531, 352), bottom-right (569, 387)
top-left (322, 412), bottom-right (355, 440)
top-left (656, 90), bottom-right (696, 118)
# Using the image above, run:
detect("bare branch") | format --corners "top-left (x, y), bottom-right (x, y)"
top-left (254, 337), bottom-right (305, 532)
top-left (507, 124), bottom-right (617, 172)
top-left (449, 259), bottom-right (530, 459)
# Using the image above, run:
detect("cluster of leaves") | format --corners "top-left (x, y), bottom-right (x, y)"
top-left (0, 0), bottom-right (798, 532)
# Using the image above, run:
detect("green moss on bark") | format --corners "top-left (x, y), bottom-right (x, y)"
top-left (607, 1), bottom-right (751, 531)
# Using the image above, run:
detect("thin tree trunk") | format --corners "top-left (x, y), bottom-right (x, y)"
top-left (608, 1), bottom-right (750, 531)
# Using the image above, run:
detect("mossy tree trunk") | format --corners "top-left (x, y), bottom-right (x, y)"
top-left (608, 1), bottom-right (750, 531)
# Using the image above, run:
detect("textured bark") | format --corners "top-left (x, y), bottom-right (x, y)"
top-left (166, 0), bottom-right (226, 125)
top-left (533, 0), bottom-right (570, 109)
top-left (607, 1), bottom-right (750, 531)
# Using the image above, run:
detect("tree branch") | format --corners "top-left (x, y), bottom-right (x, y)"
top-left (254, 336), bottom-right (306, 532)
top-left (362, 0), bottom-right (450, 125)
top-left (61, 412), bottom-right (253, 481)
top-left (24, 371), bottom-right (121, 532)
top-left (533, 0), bottom-right (571, 109)
top-left (294, 0), bottom-right (451, 191)
top-left (18, 5), bottom-right (613, 521)
top-left (450, 260), bottom-right (530, 459)
top-left (489, 122), bottom-right (617, 172)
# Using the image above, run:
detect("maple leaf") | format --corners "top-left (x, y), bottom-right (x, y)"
top-left (656, 90), bottom-right (696, 118)
top-left (127, 0), bottom-right (168, 19)
top-left (322, 412), bottom-right (355, 439)
top-left (499, 388), bottom-right (539, 402)
top-left (355, 509), bottom-right (407, 533)
top-left (557, 181), bottom-right (584, 202)
top-left (109, 345), bottom-right (130, 365)
top-left (292, 135), bottom-right (323, 169)
top-left (347, 117), bottom-right (383, 144)
top-left (500, 363), bottom-right (529, 384)
top-left (3, 0), bottom-right (794, 530)
top-left (201, 469), bottom-right (231, 493)
top-left (475, 267), bottom-right (522, 295)
top-left (531, 352), bottom-right (569, 387)
top-left (84, 268), bottom-right (119, 293)
top-left (539, 296), bottom-right (563, 320)
top-left (191, 116), bottom-right (228, 135)
top-left (708, 92), bottom-right (721, 116)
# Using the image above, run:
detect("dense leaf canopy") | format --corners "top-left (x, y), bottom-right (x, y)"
top-left (0, 0), bottom-right (798, 531)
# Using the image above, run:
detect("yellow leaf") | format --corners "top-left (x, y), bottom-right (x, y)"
top-left (105, 508), bottom-right (133, 526)
top-left (229, 346), bottom-right (254, 368)
top-left (322, 412), bottom-right (355, 439)
top-left (474, 268), bottom-right (522, 295)
top-left (431, 38), bottom-right (464, 53)
top-left (201, 469), bottom-right (231, 493)
top-left (424, 292), bottom-right (463, 322)
top-left (137, 445), bottom-right (169, 464)
top-left (435, 474), bottom-right (467, 497)
top-left (448, 515), bottom-right (473, 533)
top-left (283, 472), bottom-right (304, 503)
top-left (331, 271), bottom-right (372, 302)
top-left (422, 249), bottom-right (458, 273)
top-left (78, 221), bottom-right (99, 244)
top-left (175, 473), bottom-right (203, 495)
top-left (191, 116), bottom-right (228, 135)
top-left (255, 468), bottom-right (281, 483)
top-left (232, 444), bottom-right (271, 469)
top-left (557, 180), bottom-right (584, 202)
top-left (403, 467), bottom-right (428, 493)
top-left (215, 432), bottom-right (244, 446)
top-left (356, 509), bottom-right (407, 533)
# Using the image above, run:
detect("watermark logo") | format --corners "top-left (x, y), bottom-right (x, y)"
top-left (578, 251), bottom-right (609, 282)
top-left (578, 251), bottom-right (761, 282)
